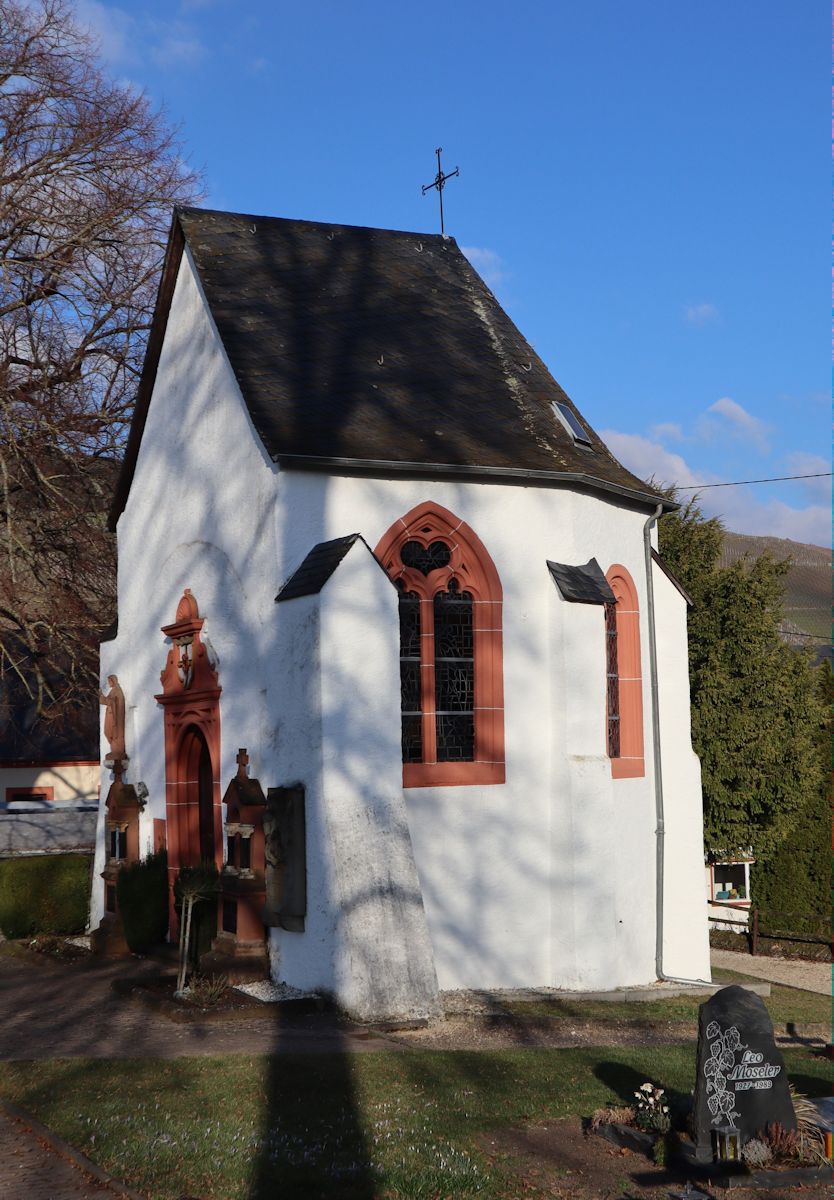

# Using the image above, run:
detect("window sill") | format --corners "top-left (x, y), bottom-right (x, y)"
top-left (403, 762), bottom-right (505, 788)
top-left (610, 757), bottom-right (645, 779)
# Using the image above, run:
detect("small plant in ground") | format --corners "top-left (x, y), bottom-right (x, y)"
top-left (186, 973), bottom-right (229, 1008)
top-left (742, 1138), bottom-right (773, 1168)
top-left (761, 1121), bottom-right (801, 1163)
top-left (632, 1082), bottom-right (671, 1135)
top-left (652, 1136), bottom-right (667, 1166)
top-left (173, 864), bottom-right (219, 995)
top-left (589, 1104), bottom-right (636, 1131)
top-left (789, 1086), bottom-right (828, 1164)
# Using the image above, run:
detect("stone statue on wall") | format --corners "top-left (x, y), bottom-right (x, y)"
top-left (99, 674), bottom-right (127, 765)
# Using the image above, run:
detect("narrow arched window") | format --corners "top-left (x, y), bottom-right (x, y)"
top-left (376, 502), bottom-right (505, 787)
top-left (604, 565), bottom-right (644, 778)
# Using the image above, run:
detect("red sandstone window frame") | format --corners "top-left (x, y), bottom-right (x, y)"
top-left (375, 501), bottom-right (505, 788)
top-left (604, 564), bottom-right (645, 779)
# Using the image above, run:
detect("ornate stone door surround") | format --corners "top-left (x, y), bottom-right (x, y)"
top-left (155, 589), bottom-right (223, 932)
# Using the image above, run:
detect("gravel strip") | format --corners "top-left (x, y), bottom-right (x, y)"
top-left (233, 979), bottom-right (314, 1003)
top-left (712, 948), bottom-right (832, 996)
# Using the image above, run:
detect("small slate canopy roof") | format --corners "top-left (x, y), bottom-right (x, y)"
top-left (276, 534), bottom-right (387, 601)
top-left (112, 207), bottom-right (673, 526)
top-left (547, 558), bottom-right (616, 605)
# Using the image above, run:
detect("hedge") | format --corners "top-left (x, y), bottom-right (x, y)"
top-left (116, 851), bottom-right (169, 953)
top-left (0, 853), bottom-right (91, 938)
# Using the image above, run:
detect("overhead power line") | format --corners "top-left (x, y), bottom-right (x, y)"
top-left (676, 471), bottom-right (832, 490)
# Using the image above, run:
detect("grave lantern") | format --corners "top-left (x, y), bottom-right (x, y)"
top-left (711, 1126), bottom-right (740, 1162)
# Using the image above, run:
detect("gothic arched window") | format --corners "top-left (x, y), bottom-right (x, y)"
top-left (375, 502), bottom-right (505, 787)
top-left (604, 564), bottom-right (644, 778)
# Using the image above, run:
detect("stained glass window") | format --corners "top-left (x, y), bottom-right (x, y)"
top-left (401, 539), bottom-right (452, 576)
top-left (605, 601), bottom-right (620, 758)
top-left (398, 585), bottom-right (423, 762)
top-left (378, 502), bottom-right (504, 785)
top-left (434, 581), bottom-right (474, 761)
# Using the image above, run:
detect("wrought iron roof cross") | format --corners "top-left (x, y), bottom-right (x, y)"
top-left (421, 147), bottom-right (459, 236)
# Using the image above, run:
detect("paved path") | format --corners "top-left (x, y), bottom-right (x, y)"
top-left (0, 951), bottom-right (404, 1061)
top-left (712, 947), bottom-right (832, 995)
top-left (0, 1105), bottom-right (134, 1198)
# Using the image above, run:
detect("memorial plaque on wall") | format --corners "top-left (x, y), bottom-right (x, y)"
top-left (263, 785), bottom-right (306, 932)
top-left (693, 985), bottom-right (796, 1159)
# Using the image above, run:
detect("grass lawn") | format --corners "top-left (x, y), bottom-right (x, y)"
top-left (0, 1046), bottom-right (830, 1199)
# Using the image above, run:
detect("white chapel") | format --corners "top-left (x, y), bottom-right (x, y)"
top-left (91, 207), bottom-right (710, 1020)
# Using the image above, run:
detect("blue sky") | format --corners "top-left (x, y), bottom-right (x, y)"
top-left (78, 0), bottom-right (830, 544)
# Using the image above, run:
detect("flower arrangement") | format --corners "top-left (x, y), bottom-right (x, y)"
top-left (633, 1082), bottom-right (672, 1135)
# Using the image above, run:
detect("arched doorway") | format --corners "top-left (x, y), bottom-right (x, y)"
top-left (156, 589), bottom-right (223, 938)
top-left (179, 725), bottom-right (217, 866)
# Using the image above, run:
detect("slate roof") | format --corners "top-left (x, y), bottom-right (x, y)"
top-left (547, 558), bottom-right (616, 605)
top-left (111, 208), bottom-right (673, 526)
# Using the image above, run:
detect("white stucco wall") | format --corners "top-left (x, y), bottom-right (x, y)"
top-left (269, 471), bottom-right (704, 991)
top-left (653, 563), bottom-right (711, 982)
top-left (99, 244), bottom-right (710, 998)
top-left (92, 246), bottom-right (282, 928)
top-left (271, 541), bottom-right (440, 1020)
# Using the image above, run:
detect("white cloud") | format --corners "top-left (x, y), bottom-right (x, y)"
top-left (600, 430), bottom-right (710, 491)
top-left (602, 429), bottom-right (830, 547)
top-left (684, 302), bottom-right (719, 326)
top-left (75, 3), bottom-right (207, 72)
top-left (151, 35), bottom-right (207, 68)
top-left (649, 421), bottom-right (684, 443)
top-left (461, 246), bottom-right (508, 292)
top-left (712, 494), bottom-right (831, 547)
top-left (706, 396), bottom-right (770, 454)
top-left (784, 453), bottom-right (832, 504)
top-left (75, 0), bottom-right (136, 67)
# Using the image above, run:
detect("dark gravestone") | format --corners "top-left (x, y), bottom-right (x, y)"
top-left (693, 985), bottom-right (796, 1160)
top-left (263, 785), bottom-right (306, 932)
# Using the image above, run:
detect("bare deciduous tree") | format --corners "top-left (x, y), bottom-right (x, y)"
top-left (0, 0), bottom-right (200, 744)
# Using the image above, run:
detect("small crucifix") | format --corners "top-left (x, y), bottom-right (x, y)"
top-left (422, 147), bottom-right (459, 236)
top-left (236, 747), bottom-right (249, 778)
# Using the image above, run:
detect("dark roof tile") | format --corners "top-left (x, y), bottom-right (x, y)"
top-left (276, 534), bottom-right (365, 601)
top-left (547, 558), bottom-right (616, 605)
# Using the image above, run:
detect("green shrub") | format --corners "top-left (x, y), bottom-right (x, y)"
top-left (0, 853), bottom-right (91, 938)
top-left (116, 850), bottom-right (169, 953)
